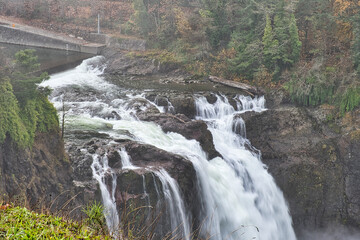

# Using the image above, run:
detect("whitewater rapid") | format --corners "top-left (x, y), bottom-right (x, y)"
top-left (40, 56), bottom-right (296, 240)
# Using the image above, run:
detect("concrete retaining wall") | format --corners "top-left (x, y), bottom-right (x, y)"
top-left (89, 33), bottom-right (110, 44)
top-left (0, 25), bottom-right (104, 54)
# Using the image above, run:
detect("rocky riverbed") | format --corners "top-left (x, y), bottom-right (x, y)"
top-left (98, 48), bottom-right (360, 238)
top-left (4, 47), bottom-right (358, 239)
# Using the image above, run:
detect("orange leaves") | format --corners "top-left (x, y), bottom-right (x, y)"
top-left (336, 20), bottom-right (353, 44)
top-left (0, 204), bottom-right (11, 210)
top-left (332, 0), bottom-right (358, 46)
top-left (334, 0), bottom-right (352, 14)
top-left (210, 48), bottom-right (237, 79)
top-left (333, 0), bottom-right (358, 16)
top-left (174, 8), bottom-right (193, 40)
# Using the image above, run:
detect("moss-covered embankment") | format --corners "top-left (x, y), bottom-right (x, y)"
top-left (0, 50), bottom-right (74, 210)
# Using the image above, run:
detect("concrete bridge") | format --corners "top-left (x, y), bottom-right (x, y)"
top-left (0, 18), bottom-right (105, 54)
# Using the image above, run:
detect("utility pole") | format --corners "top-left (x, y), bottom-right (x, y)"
top-left (98, 13), bottom-right (100, 34)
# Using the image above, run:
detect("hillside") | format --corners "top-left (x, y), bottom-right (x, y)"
top-left (0, 0), bottom-right (359, 117)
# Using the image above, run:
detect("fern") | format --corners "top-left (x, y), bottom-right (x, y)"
top-left (339, 87), bottom-right (360, 115)
top-left (287, 74), bottom-right (335, 107)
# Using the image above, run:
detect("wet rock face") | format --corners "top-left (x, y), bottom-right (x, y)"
top-left (0, 131), bottom-right (74, 211)
top-left (244, 105), bottom-right (360, 233)
top-left (145, 93), bottom-right (197, 119)
top-left (69, 138), bottom-right (201, 235)
top-left (138, 112), bottom-right (220, 159)
top-left (123, 141), bottom-right (199, 208)
top-left (341, 137), bottom-right (360, 226)
top-left (122, 95), bottom-right (219, 159)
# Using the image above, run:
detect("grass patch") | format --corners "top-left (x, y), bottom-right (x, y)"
top-left (0, 205), bottom-right (109, 239)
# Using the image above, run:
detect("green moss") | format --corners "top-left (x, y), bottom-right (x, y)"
top-left (0, 50), bottom-right (59, 148)
top-left (0, 206), bottom-right (109, 239)
top-left (0, 79), bottom-right (59, 148)
top-left (33, 95), bottom-right (59, 133)
top-left (0, 79), bottom-right (30, 148)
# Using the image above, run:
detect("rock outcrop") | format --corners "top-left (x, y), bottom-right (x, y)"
top-left (138, 112), bottom-right (220, 159)
top-left (69, 138), bottom-right (201, 236)
top-left (102, 48), bottom-right (184, 77)
top-left (0, 131), bottom-right (74, 210)
top-left (125, 96), bottom-right (219, 159)
top-left (244, 101), bottom-right (360, 235)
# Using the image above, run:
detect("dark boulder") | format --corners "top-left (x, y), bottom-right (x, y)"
top-left (138, 112), bottom-right (220, 159)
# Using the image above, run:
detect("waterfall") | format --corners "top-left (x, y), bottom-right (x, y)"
top-left (154, 169), bottom-right (191, 240)
top-left (195, 94), bottom-right (296, 240)
top-left (91, 154), bottom-right (120, 236)
top-left (118, 147), bottom-right (137, 169)
top-left (41, 56), bottom-right (296, 240)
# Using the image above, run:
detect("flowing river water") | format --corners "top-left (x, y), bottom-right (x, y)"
top-left (40, 56), bottom-right (296, 240)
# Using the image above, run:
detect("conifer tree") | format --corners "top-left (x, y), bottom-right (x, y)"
top-left (0, 79), bottom-right (29, 146)
top-left (203, 0), bottom-right (230, 49)
top-left (289, 14), bottom-right (302, 63)
top-left (273, 3), bottom-right (292, 69)
top-left (11, 49), bottom-right (49, 105)
top-left (133, 0), bottom-right (153, 36)
top-left (262, 15), bottom-right (279, 72)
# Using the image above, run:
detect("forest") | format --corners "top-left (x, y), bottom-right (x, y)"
top-left (0, 0), bottom-right (359, 113)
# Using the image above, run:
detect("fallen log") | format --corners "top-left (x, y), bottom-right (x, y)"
top-left (208, 75), bottom-right (263, 96)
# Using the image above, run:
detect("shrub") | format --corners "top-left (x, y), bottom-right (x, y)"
top-left (339, 86), bottom-right (360, 115)
top-left (82, 201), bottom-right (107, 236)
top-left (286, 74), bottom-right (335, 107)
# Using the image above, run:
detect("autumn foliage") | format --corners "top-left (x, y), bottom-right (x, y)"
top-left (0, 0), bottom-right (359, 113)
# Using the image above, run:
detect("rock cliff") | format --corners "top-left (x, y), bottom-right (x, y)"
top-left (0, 131), bottom-right (74, 211)
top-left (245, 93), bottom-right (360, 236)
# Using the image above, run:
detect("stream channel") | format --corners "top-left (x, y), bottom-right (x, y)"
top-left (39, 55), bottom-right (296, 240)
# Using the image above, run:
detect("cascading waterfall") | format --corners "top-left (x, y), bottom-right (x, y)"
top-left (41, 56), bottom-right (296, 240)
top-left (91, 154), bottom-right (120, 236)
top-left (118, 147), bottom-right (137, 169)
top-left (154, 169), bottom-right (191, 240)
top-left (195, 94), bottom-right (296, 240)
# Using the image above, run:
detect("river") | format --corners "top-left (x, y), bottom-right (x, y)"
top-left (39, 56), bottom-right (296, 240)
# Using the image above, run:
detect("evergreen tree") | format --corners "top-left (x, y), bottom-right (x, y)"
top-left (262, 14), bottom-right (279, 72)
top-left (289, 14), bottom-right (302, 63)
top-left (273, 5), bottom-right (292, 69)
top-left (229, 32), bottom-right (262, 80)
top-left (203, 0), bottom-right (231, 49)
top-left (11, 49), bottom-right (49, 105)
top-left (228, 0), bottom-right (264, 79)
top-left (133, 0), bottom-right (153, 36)
top-left (14, 49), bottom-right (40, 73)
